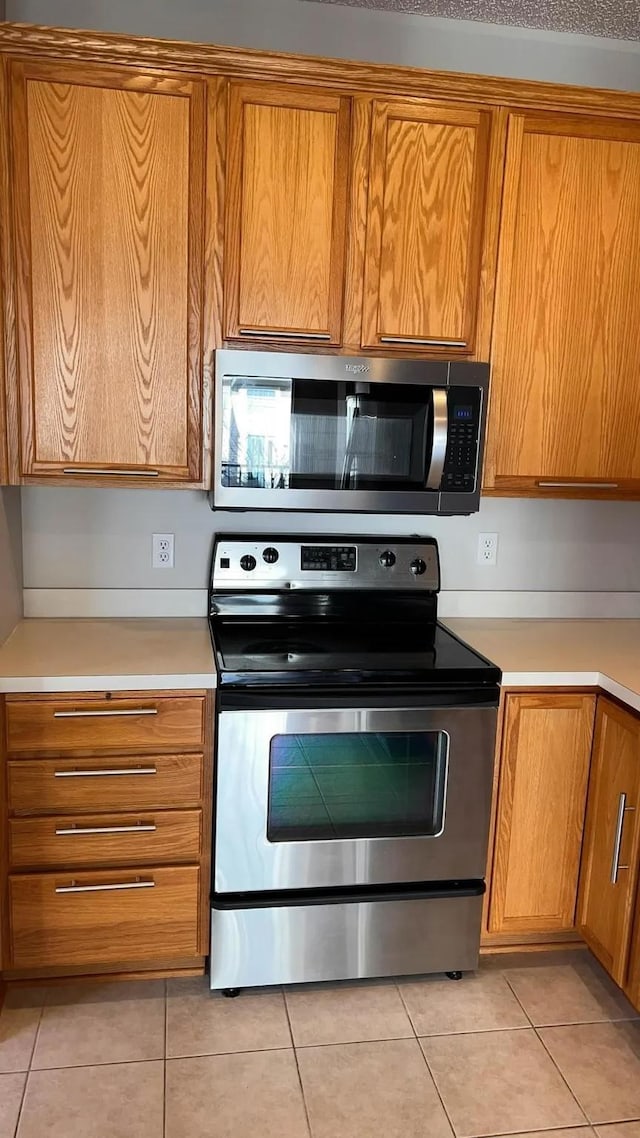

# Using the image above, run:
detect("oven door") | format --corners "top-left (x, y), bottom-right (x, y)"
top-left (214, 703), bottom-right (496, 894)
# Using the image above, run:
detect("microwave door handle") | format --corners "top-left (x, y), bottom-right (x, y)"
top-left (426, 388), bottom-right (448, 490)
top-left (339, 394), bottom-right (361, 489)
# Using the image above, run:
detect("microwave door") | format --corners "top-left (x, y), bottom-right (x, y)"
top-left (340, 384), bottom-right (369, 490)
top-left (425, 388), bottom-right (449, 491)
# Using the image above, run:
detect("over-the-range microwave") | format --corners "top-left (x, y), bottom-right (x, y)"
top-left (212, 349), bottom-right (490, 515)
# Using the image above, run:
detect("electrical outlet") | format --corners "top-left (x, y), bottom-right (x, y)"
top-left (477, 532), bottom-right (498, 566)
top-left (152, 533), bottom-right (175, 569)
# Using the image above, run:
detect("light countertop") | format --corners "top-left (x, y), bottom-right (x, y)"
top-left (0, 618), bottom-right (217, 692)
top-left (444, 618), bottom-right (640, 713)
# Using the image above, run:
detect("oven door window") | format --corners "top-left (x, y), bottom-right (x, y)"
top-left (220, 375), bottom-right (431, 491)
top-left (267, 731), bottom-right (448, 842)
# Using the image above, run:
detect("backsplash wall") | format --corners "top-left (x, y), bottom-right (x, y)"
top-left (0, 488), bottom-right (23, 643)
top-left (20, 488), bottom-right (640, 608)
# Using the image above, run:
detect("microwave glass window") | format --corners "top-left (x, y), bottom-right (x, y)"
top-left (267, 730), bottom-right (448, 842)
top-left (220, 376), bottom-right (431, 491)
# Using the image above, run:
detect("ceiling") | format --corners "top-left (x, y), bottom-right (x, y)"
top-left (301, 0), bottom-right (640, 41)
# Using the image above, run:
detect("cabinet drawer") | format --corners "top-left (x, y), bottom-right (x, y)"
top-left (9, 866), bottom-right (200, 968)
top-left (9, 810), bottom-right (202, 870)
top-left (7, 754), bottom-right (204, 815)
top-left (6, 695), bottom-right (205, 755)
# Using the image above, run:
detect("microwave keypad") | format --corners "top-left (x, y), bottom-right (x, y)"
top-left (443, 421), bottom-right (477, 491)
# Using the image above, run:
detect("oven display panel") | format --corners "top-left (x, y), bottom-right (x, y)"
top-left (301, 545), bottom-right (357, 572)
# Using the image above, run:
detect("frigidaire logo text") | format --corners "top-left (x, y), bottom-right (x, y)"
top-left (345, 364), bottom-right (370, 374)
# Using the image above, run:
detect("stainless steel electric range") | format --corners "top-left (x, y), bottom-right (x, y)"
top-left (208, 535), bottom-right (501, 993)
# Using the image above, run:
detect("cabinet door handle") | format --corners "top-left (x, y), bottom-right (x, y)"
top-left (537, 481), bottom-right (619, 490)
top-left (62, 468), bottom-right (160, 477)
top-left (238, 328), bottom-right (331, 341)
top-left (380, 336), bottom-right (467, 348)
top-left (55, 879), bottom-right (155, 894)
top-left (55, 824), bottom-right (157, 836)
top-left (610, 793), bottom-right (636, 884)
top-left (53, 709), bottom-right (158, 719)
top-left (54, 767), bottom-right (157, 778)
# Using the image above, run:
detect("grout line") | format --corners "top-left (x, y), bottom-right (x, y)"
top-left (283, 989), bottom-right (313, 1138)
top-left (396, 981), bottom-right (458, 1138)
top-left (502, 972), bottom-right (537, 1027)
top-left (532, 1024), bottom-right (591, 1126)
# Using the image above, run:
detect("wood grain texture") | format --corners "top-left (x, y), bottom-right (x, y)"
top-left (201, 77), bottom-right (227, 490)
top-left (8, 865), bottom-right (201, 968)
top-left (10, 61), bottom-right (205, 481)
top-left (486, 112), bottom-right (640, 492)
top-left (9, 809), bottom-right (202, 870)
top-left (198, 690), bottom-right (214, 956)
top-left (342, 96), bottom-right (372, 351)
top-left (361, 99), bottom-right (491, 352)
top-left (0, 56), bottom-right (19, 484)
top-left (5, 694), bottom-right (205, 755)
top-left (489, 693), bottom-right (595, 936)
top-left (224, 81), bottom-right (350, 341)
top-left (577, 697), bottom-right (640, 987)
top-left (7, 753), bottom-right (205, 815)
top-left (5, 23), bottom-right (640, 121)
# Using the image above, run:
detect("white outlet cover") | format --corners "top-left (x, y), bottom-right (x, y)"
top-left (152, 533), bottom-right (175, 569)
top-left (477, 532), bottom-right (498, 566)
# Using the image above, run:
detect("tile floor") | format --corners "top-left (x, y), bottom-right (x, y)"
top-left (1, 950), bottom-right (640, 1138)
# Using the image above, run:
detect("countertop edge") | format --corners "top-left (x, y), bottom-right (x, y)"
top-left (0, 673), bottom-right (218, 694)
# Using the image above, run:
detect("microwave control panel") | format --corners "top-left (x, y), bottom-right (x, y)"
top-left (442, 388), bottom-right (482, 493)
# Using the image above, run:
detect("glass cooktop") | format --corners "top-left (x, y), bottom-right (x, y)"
top-left (211, 618), bottom-right (501, 688)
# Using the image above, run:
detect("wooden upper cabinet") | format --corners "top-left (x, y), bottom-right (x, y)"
top-left (361, 99), bottom-right (493, 354)
top-left (10, 61), bottom-right (205, 481)
top-left (578, 697), bottom-right (640, 987)
top-left (489, 693), bottom-right (594, 937)
top-left (486, 113), bottom-right (640, 497)
top-left (224, 82), bottom-right (351, 345)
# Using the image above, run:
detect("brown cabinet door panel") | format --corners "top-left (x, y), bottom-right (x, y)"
top-left (9, 865), bottom-right (201, 968)
top-left (10, 62), bottom-right (205, 480)
top-left (361, 99), bottom-right (492, 353)
top-left (9, 809), bottom-right (202, 869)
top-left (224, 82), bottom-right (351, 343)
top-left (486, 114), bottom-right (640, 493)
top-left (7, 754), bottom-right (204, 814)
top-left (578, 697), bottom-right (640, 986)
top-left (6, 695), bottom-right (205, 755)
top-left (489, 693), bottom-right (595, 935)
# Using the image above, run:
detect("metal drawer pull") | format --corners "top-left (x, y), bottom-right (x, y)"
top-left (537, 481), bottom-right (619, 490)
top-left (62, 468), bottom-right (160, 477)
top-left (238, 328), bottom-right (331, 341)
top-left (54, 767), bottom-right (157, 778)
top-left (380, 336), bottom-right (467, 347)
top-left (610, 792), bottom-right (636, 884)
top-left (53, 709), bottom-right (158, 719)
top-left (55, 824), bottom-right (157, 836)
top-left (56, 879), bottom-right (155, 894)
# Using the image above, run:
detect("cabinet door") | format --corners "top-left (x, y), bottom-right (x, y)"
top-left (485, 113), bottom-right (640, 497)
top-left (489, 693), bottom-right (595, 936)
top-left (361, 99), bottom-right (492, 354)
top-left (224, 81), bottom-right (351, 345)
top-left (578, 697), bottom-right (640, 986)
top-left (10, 61), bottom-right (205, 481)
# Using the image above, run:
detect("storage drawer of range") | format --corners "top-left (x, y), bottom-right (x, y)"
top-left (6, 695), bottom-right (205, 755)
top-left (7, 754), bottom-right (205, 815)
top-left (8, 865), bottom-right (201, 969)
top-left (8, 810), bottom-right (202, 870)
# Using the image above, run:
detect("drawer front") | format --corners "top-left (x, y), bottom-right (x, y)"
top-left (9, 866), bottom-right (201, 968)
top-left (9, 810), bottom-right (202, 870)
top-left (6, 696), bottom-right (205, 755)
top-left (7, 754), bottom-right (204, 815)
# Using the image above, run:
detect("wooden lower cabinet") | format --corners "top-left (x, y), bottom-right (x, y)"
top-left (577, 697), bottom-right (640, 987)
top-left (9, 866), bottom-right (201, 969)
top-left (487, 692), bottom-right (595, 939)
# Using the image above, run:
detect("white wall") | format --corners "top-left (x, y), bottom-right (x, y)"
top-left (21, 486), bottom-right (640, 599)
top-left (7, 0), bottom-right (640, 90)
top-left (0, 488), bottom-right (23, 643)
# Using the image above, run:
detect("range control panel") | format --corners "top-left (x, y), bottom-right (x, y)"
top-left (211, 537), bottom-right (440, 591)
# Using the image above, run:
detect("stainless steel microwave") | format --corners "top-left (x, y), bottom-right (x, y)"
top-left (212, 350), bottom-right (490, 515)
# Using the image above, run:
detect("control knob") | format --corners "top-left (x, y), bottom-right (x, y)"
top-left (379, 550), bottom-right (396, 568)
top-left (240, 554), bottom-right (257, 572)
top-left (262, 547), bottom-right (279, 564)
top-left (410, 557), bottom-right (427, 576)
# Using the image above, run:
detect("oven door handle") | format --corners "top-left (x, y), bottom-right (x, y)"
top-left (426, 388), bottom-right (448, 491)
